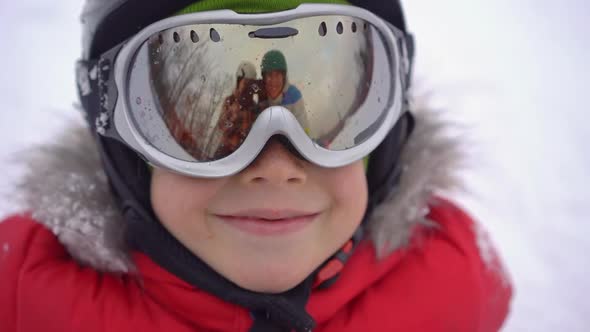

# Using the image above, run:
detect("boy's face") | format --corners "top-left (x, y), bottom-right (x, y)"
top-left (151, 139), bottom-right (368, 293)
top-left (264, 70), bottom-right (285, 100)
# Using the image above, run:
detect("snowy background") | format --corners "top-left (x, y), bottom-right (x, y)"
top-left (0, 0), bottom-right (588, 330)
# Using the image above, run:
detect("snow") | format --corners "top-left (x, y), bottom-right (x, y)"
top-left (0, 1), bottom-right (588, 330)
top-left (402, 1), bottom-right (590, 330)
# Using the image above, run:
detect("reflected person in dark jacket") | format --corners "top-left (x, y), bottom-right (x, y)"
top-left (215, 61), bottom-right (266, 159)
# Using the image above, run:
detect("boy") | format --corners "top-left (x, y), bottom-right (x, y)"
top-left (0, 1), bottom-right (512, 331)
top-left (258, 49), bottom-right (309, 132)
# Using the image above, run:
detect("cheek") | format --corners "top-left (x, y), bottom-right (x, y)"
top-left (269, 75), bottom-right (281, 87)
top-left (150, 170), bottom-right (222, 239)
top-left (335, 162), bottom-right (367, 201)
top-left (321, 162), bottom-right (368, 227)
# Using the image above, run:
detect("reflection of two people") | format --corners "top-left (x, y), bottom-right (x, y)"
top-left (216, 50), bottom-right (308, 158)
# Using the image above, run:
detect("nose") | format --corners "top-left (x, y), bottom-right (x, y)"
top-left (239, 138), bottom-right (307, 185)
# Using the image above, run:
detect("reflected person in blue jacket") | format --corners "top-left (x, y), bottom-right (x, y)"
top-left (259, 50), bottom-right (310, 134)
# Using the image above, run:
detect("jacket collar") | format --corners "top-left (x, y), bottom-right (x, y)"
top-left (131, 238), bottom-right (408, 329)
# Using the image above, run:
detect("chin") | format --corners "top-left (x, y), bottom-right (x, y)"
top-left (229, 261), bottom-right (315, 294)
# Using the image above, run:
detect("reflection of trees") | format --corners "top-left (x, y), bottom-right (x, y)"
top-left (349, 28), bottom-right (374, 118)
top-left (149, 31), bottom-right (232, 160)
top-left (316, 27), bottom-right (374, 146)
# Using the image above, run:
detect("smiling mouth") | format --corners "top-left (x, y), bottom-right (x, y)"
top-left (215, 210), bottom-right (320, 236)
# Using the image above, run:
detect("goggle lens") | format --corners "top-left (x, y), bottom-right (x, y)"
top-left (127, 15), bottom-right (397, 162)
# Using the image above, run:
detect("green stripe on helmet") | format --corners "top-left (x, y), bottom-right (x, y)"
top-left (261, 50), bottom-right (287, 74)
top-left (178, 0), bottom-right (351, 15)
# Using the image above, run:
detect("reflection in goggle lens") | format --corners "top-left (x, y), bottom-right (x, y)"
top-left (127, 16), bottom-right (395, 162)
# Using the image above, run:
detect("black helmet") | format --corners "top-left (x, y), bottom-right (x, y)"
top-left (77, 1), bottom-right (415, 330)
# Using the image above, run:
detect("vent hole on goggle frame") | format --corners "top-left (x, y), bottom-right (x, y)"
top-left (337, 22), bottom-right (344, 34)
top-left (173, 32), bottom-right (180, 43)
top-left (364, 23), bottom-right (369, 31)
top-left (191, 30), bottom-right (199, 43)
top-left (210, 28), bottom-right (221, 42)
top-left (158, 34), bottom-right (164, 45)
top-left (352, 22), bottom-right (357, 33)
top-left (319, 22), bottom-right (327, 37)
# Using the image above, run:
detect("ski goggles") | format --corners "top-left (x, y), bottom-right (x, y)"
top-left (77, 4), bottom-right (413, 178)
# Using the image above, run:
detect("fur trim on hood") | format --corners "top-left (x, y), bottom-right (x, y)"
top-left (9, 97), bottom-right (466, 273)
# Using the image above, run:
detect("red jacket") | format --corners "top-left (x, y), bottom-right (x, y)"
top-left (0, 200), bottom-right (511, 332)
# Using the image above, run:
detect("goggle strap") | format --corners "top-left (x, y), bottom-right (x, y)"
top-left (386, 21), bottom-right (414, 90)
top-left (76, 59), bottom-right (99, 131)
top-left (76, 42), bottom-right (125, 141)
top-left (404, 33), bottom-right (415, 88)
